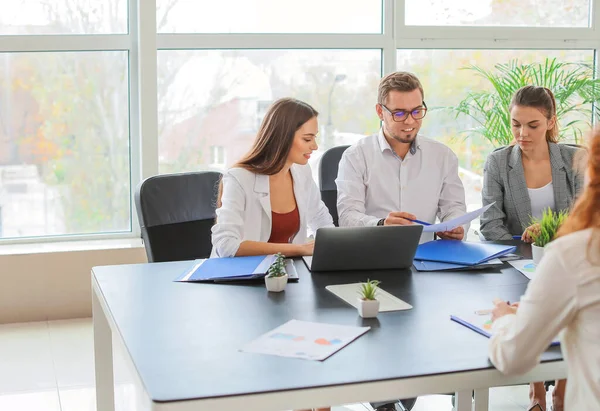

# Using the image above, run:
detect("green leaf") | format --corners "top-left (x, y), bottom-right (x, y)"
top-left (445, 57), bottom-right (600, 147)
top-left (358, 279), bottom-right (381, 301)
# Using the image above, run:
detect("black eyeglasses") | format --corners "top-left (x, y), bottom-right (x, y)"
top-left (380, 102), bottom-right (428, 122)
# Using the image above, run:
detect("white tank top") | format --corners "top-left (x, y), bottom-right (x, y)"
top-left (528, 181), bottom-right (555, 220)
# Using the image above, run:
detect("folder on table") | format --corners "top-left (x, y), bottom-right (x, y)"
top-left (413, 258), bottom-right (504, 272)
top-left (450, 314), bottom-right (560, 346)
top-left (175, 255), bottom-right (277, 282)
top-left (414, 240), bottom-right (516, 266)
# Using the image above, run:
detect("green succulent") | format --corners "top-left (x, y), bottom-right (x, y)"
top-left (359, 279), bottom-right (381, 301)
top-left (530, 208), bottom-right (569, 247)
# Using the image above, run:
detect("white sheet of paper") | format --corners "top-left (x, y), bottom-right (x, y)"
top-left (509, 259), bottom-right (537, 280)
top-left (240, 320), bottom-right (370, 361)
top-left (421, 203), bottom-right (494, 233)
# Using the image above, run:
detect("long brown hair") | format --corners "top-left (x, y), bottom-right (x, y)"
top-left (509, 85), bottom-right (559, 143)
top-left (556, 128), bottom-right (600, 263)
top-left (236, 97), bottom-right (318, 175)
top-left (216, 98), bottom-right (318, 208)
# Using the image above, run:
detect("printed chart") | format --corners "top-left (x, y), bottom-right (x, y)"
top-left (241, 319), bottom-right (370, 361)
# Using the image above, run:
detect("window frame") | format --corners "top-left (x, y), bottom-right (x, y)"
top-left (1, 0), bottom-right (599, 244)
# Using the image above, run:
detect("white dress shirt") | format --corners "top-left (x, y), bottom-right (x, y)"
top-left (335, 130), bottom-right (467, 242)
top-left (211, 163), bottom-right (334, 257)
top-left (489, 228), bottom-right (600, 410)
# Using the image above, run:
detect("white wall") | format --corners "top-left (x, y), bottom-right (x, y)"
top-left (0, 245), bottom-right (147, 324)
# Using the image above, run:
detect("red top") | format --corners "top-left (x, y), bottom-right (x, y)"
top-left (268, 207), bottom-right (300, 243)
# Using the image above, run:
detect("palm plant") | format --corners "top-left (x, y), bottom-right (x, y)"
top-left (448, 58), bottom-right (600, 147)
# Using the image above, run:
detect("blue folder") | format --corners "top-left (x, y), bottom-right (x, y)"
top-left (413, 259), bottom-right (504, 272)
top-left (174, 255), bottom-right (276, 282)
top-left (450, 314), bottom-right (560, 346)
top-left (414, 240), bottom-right (517, 266)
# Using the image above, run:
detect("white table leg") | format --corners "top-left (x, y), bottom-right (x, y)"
top-left (93, 287), bottom-right (115, 411)
top-left (473, 388), bottom-right (489, 411)
top-left (455, 390), bottom-right (471, 411)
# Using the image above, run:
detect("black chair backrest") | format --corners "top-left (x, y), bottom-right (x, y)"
top-left (318, 145), bottom-right (350, 227)
top-left (134, 171), bottom-right (222, 263)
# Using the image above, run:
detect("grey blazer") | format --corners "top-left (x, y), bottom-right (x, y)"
top-left (480, 143), bottom-right (585, 241)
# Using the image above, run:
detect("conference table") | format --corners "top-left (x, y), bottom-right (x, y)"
top-left (91, 241), bottom-right (565, 411)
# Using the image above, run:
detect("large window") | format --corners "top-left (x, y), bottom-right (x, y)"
top-left (157, 50), bottom-right (381, 175)
top-left (405, 0), bottom-right (591, 27)
top-left (156, 0), bottom-right (383, 33)
top-left (0, 0), bottom-right (131, 241)
top-left (0, 52), bottom-right (130, 238)
top-left (2, 0), bottom-right (599, 242)
top-left (1, 0), bottom-right (128, 34)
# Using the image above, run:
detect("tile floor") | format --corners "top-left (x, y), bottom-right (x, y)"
top-left (0, 319), bottom-right (554, 411)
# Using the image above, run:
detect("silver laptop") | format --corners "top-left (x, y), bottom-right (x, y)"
top-left (302, 225), bottom-right (423, 272)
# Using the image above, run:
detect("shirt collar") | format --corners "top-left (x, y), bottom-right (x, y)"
top-left (377, 128), bottom-right (420, 155)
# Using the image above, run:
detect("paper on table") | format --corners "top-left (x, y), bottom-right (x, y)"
top-left (509, 259), bottom-right (537, 280)
top-left (325, 283), bottom-right (412, 311)
top-left (240, 319), bottom-right (370, 361)
top-left (420, 203), bottom-right (494, 233)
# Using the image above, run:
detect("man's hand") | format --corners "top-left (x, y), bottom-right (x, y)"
top-left (384, 211), bottom-right (417, 226)
top-left (436, 226), bottom-right (465, 240)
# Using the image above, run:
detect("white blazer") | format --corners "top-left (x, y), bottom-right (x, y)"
top-left (211, 164), bottom-right (334, 257)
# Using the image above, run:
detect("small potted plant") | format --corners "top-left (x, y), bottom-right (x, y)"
top-left (530, 209), bottom-right (568, 265)
top-left (357, 279), bottom-right (381, 318)
top-left (265, 253), bottom-right (288, 292)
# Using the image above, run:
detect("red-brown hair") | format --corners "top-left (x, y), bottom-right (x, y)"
top-left (556, 128), bottom-right (600, 263)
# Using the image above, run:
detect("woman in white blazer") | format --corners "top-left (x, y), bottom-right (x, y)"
top-left (489, 128), bottom-right (600, 411)
top-left (211, 97), bottom-right (334, 260)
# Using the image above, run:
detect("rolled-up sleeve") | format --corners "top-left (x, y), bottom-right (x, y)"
top-left (336, 148), bottom-right (380, 227)
top-left (489, 244), bottom-right (577, 375)
top-left (211, 173), bottom-right (246, 257)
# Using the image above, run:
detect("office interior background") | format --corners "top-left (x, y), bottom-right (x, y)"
top-left (0, 0), bottom-right (598, 409)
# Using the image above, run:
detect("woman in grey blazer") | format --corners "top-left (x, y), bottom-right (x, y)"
top-left (481, 86), bottom-right (585, 242)
top-left (480, 85), bottom-right (585, 411)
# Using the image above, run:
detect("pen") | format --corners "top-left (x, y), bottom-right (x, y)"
top-left (406, 218), bottom-right (431, 226)
top-left (512, 235), bottom-right (522, 240)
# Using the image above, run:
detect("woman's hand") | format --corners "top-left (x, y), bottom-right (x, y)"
top-left (522, 223), bottom-right (541, 243)
top-left (295, 242), bottom-right (315, 256)
top-left (491, 298), bottom-right (518, 321)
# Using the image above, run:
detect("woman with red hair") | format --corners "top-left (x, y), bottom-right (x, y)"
top-left (488, 129), bottom-right (600, 411)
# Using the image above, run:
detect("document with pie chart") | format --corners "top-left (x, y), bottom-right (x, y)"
top-left (240, 319), bottom-right (370, 361)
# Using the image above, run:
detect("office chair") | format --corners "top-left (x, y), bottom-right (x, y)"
top-left (134, 171), bottom-right (222, 263)
top-left (318, 145), bottom-right (350, 227)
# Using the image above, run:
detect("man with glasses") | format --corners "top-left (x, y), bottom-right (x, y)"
top-left (336, 71), bottom-right (467, 247)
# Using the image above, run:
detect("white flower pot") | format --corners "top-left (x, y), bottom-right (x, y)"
top-left (265, 274), bottom-right (288, 292)
top-left (357, 298), bottom-right (380, 318)
top-left (531, 243), bottom-right (545, 265)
